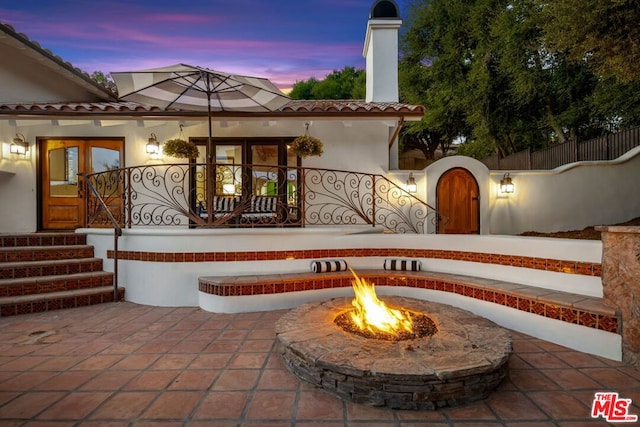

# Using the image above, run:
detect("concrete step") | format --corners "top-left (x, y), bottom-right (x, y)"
top-left (0, 245), bottom-right (95, 263)
top-left (0, 271), bottom-right (114, 297)
top-left (0, 233), bottom-right (86, 248)
top-left (0, 258), bottom-right (104, 279)
top-left (0, 286), bottom-right (125, 317)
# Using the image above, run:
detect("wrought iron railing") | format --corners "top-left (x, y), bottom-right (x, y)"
top-left (84, 163), bottom-right (443, 234)
top-left (80, 173), bottom-right (122, 302)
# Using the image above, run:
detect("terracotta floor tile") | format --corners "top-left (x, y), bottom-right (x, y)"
top-left (89, 391), bottom-right (156, 420)
top-left (31, 356), bottom-right (83, 371)
top-left (0, 371), bottom-right (58, 391)
top-left (100, 342), bottom-right (144, 355)
top-left (0, 391), bottom-right (65, 419)
top-left (70, 355), bottom-right (123, 371)
top-left (169, 340), bottom-right (210, 353)
top-left (134, 340), bottom-right (181, 354)
top-left (169, 370), bottom-right (219, 390)
top-left (553, 351), bottom-right (609, 368)
top-left (295, 390), bottom-right (344, 421)
top-left (509, 369), bottom-right (562, 391)
top-left (192, 391), bottom-right (249, 419)
top-left (140, 391), bottom-right (203, 419)
top-left (37, 371), bottom-right (98, 390)
top-left (528, 391), bottom-right (591, 420)
top-left (211, 369), bottom-right (260, 391)
top-left (0, 356), bottom-right (49, 371)
top-left (240, 340), bottom-right (275, 353)
top-left (580, 367), bottom-right (636, 389)
top-left (37, 391), bottom-right (112, 420)
top-left (111, 354), bottom-right (160, 370)
top-left (346, 401), bottom-right (395, 421)
top-left (204, 340), bottom-right (243, 353)
top-left (257, 369), bottom-right (299, 390)
top-left (79, 371), bottom-right (138, 391)
top-left (229, 353), bottom-right (269, 369)
top-left (247, 329), bottom-right (275, 339)
top-left (486, 391), bottom-right (548, 421)
top-left (539, 368), bottom-right (603, 390)
top-left (124, 371), bottom-right (178, 391)
top-left (442, 400), bottom-right (496, 421)
top-left (518, 352), bottom-right (571, 369)
top-left (150, 354), bottom-right (197, 370)
top-left (189, 353), bottom-right (233, 369)
top-left (244, 390), bottom-right (296, 420)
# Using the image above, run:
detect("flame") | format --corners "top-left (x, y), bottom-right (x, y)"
top-left (349, 269), bottom-right (413, 336)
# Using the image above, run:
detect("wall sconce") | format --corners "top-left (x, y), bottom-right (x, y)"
top-left (406, 173), bottom-right (417, 193)
top-left (146, 133), bottom-right (160, 155)
top-left (10, 134), bottom-right (29, 156)
top-left (500, 172), bottom-right (514, 193)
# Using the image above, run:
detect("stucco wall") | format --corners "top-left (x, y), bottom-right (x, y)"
top-left (0, 118), bottom-right (393, 232)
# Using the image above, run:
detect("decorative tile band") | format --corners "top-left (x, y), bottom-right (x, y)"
top-left (108, 247), bottom-right (601, 277)
top-left (198, 271), bottom-right (619, 334)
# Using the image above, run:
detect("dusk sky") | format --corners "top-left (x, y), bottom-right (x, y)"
top-left (1, 0), bottom-right (409, 91)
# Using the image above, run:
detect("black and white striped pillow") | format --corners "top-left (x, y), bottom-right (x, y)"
top-left (310, 259), bottom-right (348, 273)
top-left (215, 196), bottom-right (238, 212)
top-left (251, 195), bottom-right (277, 212)
top-left (383, 258), bottom-right (421, 271)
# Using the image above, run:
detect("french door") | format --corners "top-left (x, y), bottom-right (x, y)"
top-left (40, 138), bottom-right (124, 230)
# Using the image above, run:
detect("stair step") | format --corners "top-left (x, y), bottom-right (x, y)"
top-left (0, 233), bottom-right (86, 248)
top-left (0, 271), bottom-right (114, 297)
top-left (0, 286), bottom-right (125, 317)
top-left (0, 245), bottom-right (95, 262)
top-left (0, 258), bottom-right (104, 279)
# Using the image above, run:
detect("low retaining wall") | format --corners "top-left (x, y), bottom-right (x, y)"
top-left (79, 227), bottom-right (619, 359)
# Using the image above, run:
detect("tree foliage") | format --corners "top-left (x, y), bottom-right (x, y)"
top-left (399, 0), bottom-right (640, 159)
top-left (289, 67), bottom-right (365, 100)
top-left (90, 71), bottom-right (117, 93)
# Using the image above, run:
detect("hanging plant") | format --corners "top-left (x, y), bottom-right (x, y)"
top-left (291, 123), bottom-right (324, 158)
top-left (163, 138), bottom-right (200, 159)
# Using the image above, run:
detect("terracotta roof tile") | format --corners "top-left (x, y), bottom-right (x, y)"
top-left (0, 100), bottom-right (424, 118)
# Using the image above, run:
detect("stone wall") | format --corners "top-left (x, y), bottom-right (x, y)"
top-left (597, 226), bottom-right (640, 367)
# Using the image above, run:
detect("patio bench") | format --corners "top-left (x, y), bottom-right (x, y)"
top-left (197, 195), bottom-right (279, 218)
top-left (198, 269), bottom-right (619, 334)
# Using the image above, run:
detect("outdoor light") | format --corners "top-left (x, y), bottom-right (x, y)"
top-left (146, 133), bottom-right (160, 155)
top-left (406, 173), bottom-right (417, 193)
top-left (222, 184), bottom-right (236, 195)
top-left (500, 172), bottom-right (514, 193)
top-left (10, 133), bottom-right (28, 156)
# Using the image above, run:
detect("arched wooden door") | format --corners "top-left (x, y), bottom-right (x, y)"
top-left (436, 168), bottom-right (479, 234)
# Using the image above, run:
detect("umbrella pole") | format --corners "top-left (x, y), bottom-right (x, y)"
top-left (206, 93), bottom-right (214, 224)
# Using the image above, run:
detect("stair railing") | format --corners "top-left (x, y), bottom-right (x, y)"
top-left (81, 173), bottom-right (122, 302)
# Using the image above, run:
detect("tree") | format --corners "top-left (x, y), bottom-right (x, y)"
top-left (289, 67), bottom-right (365, 100)
top-left (540, 0), bottom-right (640, 82)
top-left (399, 0), bottom-right (637, 160)
top-left (90, 71), bottom-right (117, 93)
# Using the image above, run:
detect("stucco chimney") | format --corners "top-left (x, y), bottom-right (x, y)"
top-left (363, 0), bottom-right (402, 103)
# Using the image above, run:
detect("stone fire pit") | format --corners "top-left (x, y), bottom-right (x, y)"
top-left (275, 296), bottom-right (512, 410)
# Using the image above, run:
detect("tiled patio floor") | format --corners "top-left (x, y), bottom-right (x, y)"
top-left (0, 302), bottom-right (638, 426)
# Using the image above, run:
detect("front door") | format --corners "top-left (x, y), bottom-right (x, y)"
top-left (436, 167), bottom-right (480, 234)
top-left (40, 138), bottom-right (123, 230)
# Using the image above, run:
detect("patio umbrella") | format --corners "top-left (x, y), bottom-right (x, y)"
top-left (111, 63), bottom-right (290, 162)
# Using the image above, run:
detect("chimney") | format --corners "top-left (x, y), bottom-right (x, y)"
top-left (363, 0), bottom-right (402, 103)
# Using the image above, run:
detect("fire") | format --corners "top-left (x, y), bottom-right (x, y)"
top-left (349, 269), bottom-right (414, 336)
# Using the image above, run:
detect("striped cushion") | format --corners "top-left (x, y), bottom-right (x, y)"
top-left (251, 195), bottom-right (277, 212)
top-left (383, 258), bottom-right (421, 271)
top-left (311, 259), bottom-right (348, 273)
top-left (214, 196), bottom-right (239, 212)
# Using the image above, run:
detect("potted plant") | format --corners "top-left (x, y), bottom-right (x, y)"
top-left (291, 125), bottom-right (324, 158)
top-left (163, 138), bottom-right (200, 159)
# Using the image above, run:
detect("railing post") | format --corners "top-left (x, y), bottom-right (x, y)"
top-left (371, 174), bottom-right (376, 227)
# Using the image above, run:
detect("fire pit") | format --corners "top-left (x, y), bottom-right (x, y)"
top-left (275, 272), bottom-right (512, 410)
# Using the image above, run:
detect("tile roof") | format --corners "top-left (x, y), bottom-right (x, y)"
top-left (0, 22), bottom-right (117, 100)
top-left (0, 100), bottom-right (425, 118)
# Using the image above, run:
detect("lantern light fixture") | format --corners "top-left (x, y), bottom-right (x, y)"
top-left (146, 133), bottom-right (160, 155)
top-left (10, 133), bottom-right (28, 156)
top-left (500, 172), bottom-right (514, 193)
top-left (406, 173), bottom-right (417, 193)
